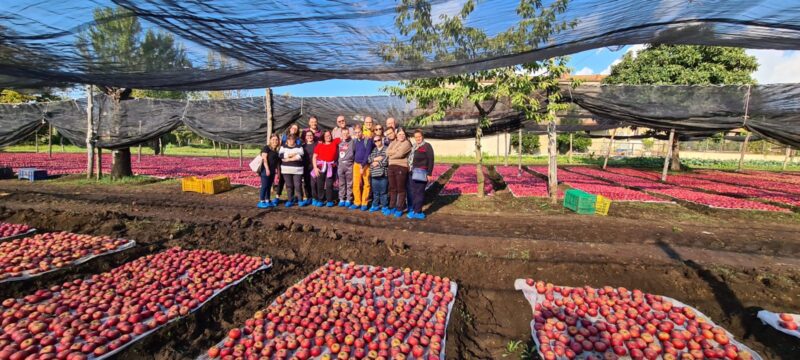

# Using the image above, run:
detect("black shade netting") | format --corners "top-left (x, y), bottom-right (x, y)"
top-left (2, 1), bottom-right (800, 90)
top-left (0, 102), bottom-right (45, 147)
top-left (569, 84), bottom-right (800, 148)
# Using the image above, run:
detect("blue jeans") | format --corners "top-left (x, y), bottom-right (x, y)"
top-left (371, 176), bottom-right (388, 208)
top-left (259, 168), bottom-right (276, 201)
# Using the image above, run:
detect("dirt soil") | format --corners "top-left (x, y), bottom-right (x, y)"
top-left (0, 177), bottom-right (799, 360)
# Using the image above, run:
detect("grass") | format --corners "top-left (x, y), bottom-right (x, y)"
top-left (2, 144), bottom-right (261, 158)
top-left (46, 174), bottom-right (175, 186)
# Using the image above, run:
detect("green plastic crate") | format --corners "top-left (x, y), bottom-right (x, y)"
top-left (563, 189), bottom-right (597, 215)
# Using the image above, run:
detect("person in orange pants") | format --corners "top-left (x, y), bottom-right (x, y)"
top-left (350, 123), bottom-right (374, 210)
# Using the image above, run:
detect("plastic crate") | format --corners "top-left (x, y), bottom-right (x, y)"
top-left (17, 168), bottom-right (48, 182)
top-left (595, 194), bottom-right (612, 216)
top-left (181, 176), bottom-right (203, 193)
top-left (200, 176), bottom-right (231, 194)
top-left (563, 189), bottom-right (596, 215)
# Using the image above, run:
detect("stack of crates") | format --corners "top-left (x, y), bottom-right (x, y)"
top-left (17, 168), bottom-right (48, 182)
top-left (594, 195), bottom-right (612, 216)
top-left (181, 176), bottom-right (231, 195)
top-left (563, 189), bottom-right (597, 215)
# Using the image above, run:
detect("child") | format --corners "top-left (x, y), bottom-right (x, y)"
top-left (367, 135), bottom-right (389, 213)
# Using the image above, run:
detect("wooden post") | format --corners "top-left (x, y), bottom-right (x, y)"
top-left (602, 128), bottom-right (617, 170)
top-left (60, 136), bottom-right (64, 152)
top-left (96, 147), bottom-right (102, 180)
top-left (137, 144), bottom-right (142, 162)
top-left (568, 133), bottom-right (573, 164)
top-left (86, 85), bottom-right (94, 179)
top-left (47, 125), bottom-right (53, 158)
top-left (265, 88), bottom-right (274, 140)
top-left (737, 133), bottom-right (751, 172)
top-left (34, 126), bottom-right (39, 153)
top-left (227, 144), bottom-right (231, 158)
top-left (661, 129), bottom-right (675, 182)
top-left (213, 141), bottom-right (218, 156)
top-left (517, 127), bottom-right (522, 172)
top-left (239, 145), bottom-right (244, 168)
top-left (547, 118), bottom-right (558, 204)
top-left (783, 147), bottom-right (791, 171)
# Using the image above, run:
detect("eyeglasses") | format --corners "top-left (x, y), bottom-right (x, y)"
top-left (373, 139), bottom-right (382, 143)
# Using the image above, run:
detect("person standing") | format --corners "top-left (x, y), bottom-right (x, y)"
top-left (278, 134), bottom-right (305, 207)
top-left (331, 115), bottom-right (350, 140)
top-left (336, 128), bottom-right (355, 207)
top-left (258, 134), bottom-right (281, 208)
top-left (312, 130), bottom-right (341, 207)
top-left (386, 129), bottom-right (412, 217)
top-left (362, 116), bottom-right (375, 138)
top-left (368, 135), bottom-right (389, 213)
top-left (301, 130), bottom-right (317, 207)
top-left (407, 129), bottom-right (435, 220)
top-left (351, 123), bottom-right (374, 210)
top-left (303, 116), bottom-right (323, 142)
top-left (385, 117), bottom-right (402, 134)
top-left (275, 123), bottom-right (302, 204)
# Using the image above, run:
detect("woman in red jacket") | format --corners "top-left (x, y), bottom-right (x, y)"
top-left (312, 130), bottom-right (341, 207)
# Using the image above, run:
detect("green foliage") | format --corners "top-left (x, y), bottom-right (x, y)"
top-left (603, 45), bottom-right (758, 85)
top-left (556, 132), bottom-right (591, 154)
top-left (641, 138), bottom-right (655, 150)
top-left (510, 133), bottom-right (541, 154)
top-left (0, 89), bottom-right (61, 103)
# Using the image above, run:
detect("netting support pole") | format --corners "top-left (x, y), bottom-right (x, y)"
top-left (60, 136), bottom-right (64, 153)
top-left (504, 131), bottom-right (509, 167)
top-left (34, 126), bottom-right (39, 153)
top-left (784, 147), bottom-right (791, 171)
top-left (137, 144), bottom-right (142, 162)
top-left (517, 128), bottom-right (522, 172)
top-left (48, 125), bottom-right (52, 158)
top-left (86, 85), bottom-right (94, 179)
top-left (213, 141), bottom-right (218, 156)
top-left (661, 129), bottom-right (675, 182)
top-left (227, 144), bottom-right (231, 158)
top-left (568, 133), bottom-right (573, 164)
top-left (737, 133), bottom-right (751, 172)
top-left (96, 147), bottom-right (102, 180)
top-left (239, 145), bottom-right (244, 168)
top-left (265, 88), bottom-right (274, 140)
top-left (602, 128), bottom-right (617, 170)
top-left (547, 117), bottom-right (558, 205)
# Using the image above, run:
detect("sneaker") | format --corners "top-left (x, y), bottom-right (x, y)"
top-left (369, 206), bottom-right (380, 212)
top-left (349, 204), bottom-right (360, 210)
top-left (297, 199), bottom-right (307, 207)
top-left (382, 208), bottom-right (393, 216)
top-left (338, 201), bottom-right (346, 207)
top-left (285, 200), bottom-right (294, 208)
top-left (360, 205), bottom-right (369, 211)
top-left (406, 211), bottom-right (416, 219)
top-left (392, 209), bottom-right (403, 218)
top-left (344, 201), bottom-right (352, 207)
top-left (326, 202), bottom-right (334, 207)
top-left (271, 198), bottom-right (279, 206)
top-left (257, 201), bottom-right (267, 209)
top-left (413, 212), bottom-right (426, 220)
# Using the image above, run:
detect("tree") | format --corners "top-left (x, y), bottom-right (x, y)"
top-left (77, 6), bottom-right (190, 177)
top-left (510, 133), bottom-right (540, 154)
top-left (603, 45), bottom-right (758, 170)
top-left (557, 133), bottom-right (591, 154)
top-left (383, 0), bottom-right (576, 198)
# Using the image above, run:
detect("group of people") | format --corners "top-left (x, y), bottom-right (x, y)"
top-left (255, 116), bottom-right (435, 220)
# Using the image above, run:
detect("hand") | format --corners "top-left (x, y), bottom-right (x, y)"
top-left (427, 175), bottom-right (434, 182)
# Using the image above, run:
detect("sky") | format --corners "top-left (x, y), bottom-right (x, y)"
top-left (273, 46), bottom-right (800, 97)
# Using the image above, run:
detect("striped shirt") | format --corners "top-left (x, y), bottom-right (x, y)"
top-left (278, 146), bottom-right (305, 175)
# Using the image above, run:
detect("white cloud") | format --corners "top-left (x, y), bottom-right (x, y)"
top-left (600, 44), bottom-right (645, 75)
top-left (575, 67), bottom-right (595, 75)
top-left (747, 50), bottom-right (800, 84)
top-left (430, 0), bottom-right (468, 24)
top-left (600, 59), bottom-right (621, 75)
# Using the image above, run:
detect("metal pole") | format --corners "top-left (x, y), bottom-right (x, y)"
top-left (602, 128), bottom-right (617, 170)
top-left (48, 125), bottom-right (53, 158)
top-left (86, 85), bottom-right (94, 179)
top-left (661, 129), bottom-right (675, 182)
top-left (737, 133), bottom-right (751, 172)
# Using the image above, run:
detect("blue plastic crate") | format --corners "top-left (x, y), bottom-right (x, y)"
top-left (18, 168), bottom-right (48, 182)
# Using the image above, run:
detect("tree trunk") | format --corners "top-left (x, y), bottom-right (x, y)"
top-left (137, 144), bottom-right (142, 162)
top-left (111, 148), bottom-right (133, 178)
top-left (661, 129), bottom-right (675, 182)
top-left (34, 127), bottom-right (39, 153)
top-left (547, 119), bottom-right (558, 204)
top-left (48, 125), bottom-right (52, 158)
top-left (96, 148), bottom-right (102, 180)
top-left (670, 137), bottom-right (681, 171)
top-left (784, 147), bottom-right (791, 171)
top-left (476, 123), bottom-right (484, 198)
top-left (518, 128), bottom-right (522, 172)
top-left (568, 133), bottom-right (573, 164)
top-left (227, 144), bottom-right (231, 158)
top-left (86, 85), bottom-right (94, 179)
top-left (603, 129), bottom-right (617, 170)
top-left (737, 133), bottom-right (751, 172)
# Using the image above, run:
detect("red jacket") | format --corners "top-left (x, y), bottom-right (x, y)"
top-left (314, 138), bottom-right (341, 162)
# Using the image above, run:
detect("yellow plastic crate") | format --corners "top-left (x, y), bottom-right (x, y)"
top-left (181, 177), bottom-right (203, 193)
top-left (199, 176), bottom-right (231, 194)
top-left (595, 194), bottom-right (612, 216)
